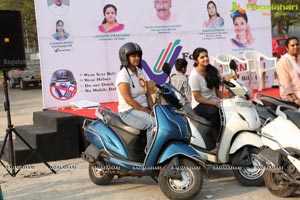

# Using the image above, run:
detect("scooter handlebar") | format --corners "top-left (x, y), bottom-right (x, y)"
top-left (222, 79), bottom-right (236, 88)
top-left (155, 84), bottom-right (163, 90)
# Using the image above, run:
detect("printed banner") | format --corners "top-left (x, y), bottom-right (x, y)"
top-left (34, 0), bottom-right (272, 108)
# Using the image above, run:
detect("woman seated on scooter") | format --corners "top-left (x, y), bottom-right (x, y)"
top-left (115, 42), bottom-right (155, 151)
top-left (188, 47), bottom-right (225, 154)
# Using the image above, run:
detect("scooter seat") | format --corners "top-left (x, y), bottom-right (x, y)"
top-left (283, 109), bottom-right (300, 129)
top-left (259, 94), bottom-right (299, 113)
top-left (182, 105), bottom-right (211, 126)
top-left (101, 110), bottom-right (142, 135)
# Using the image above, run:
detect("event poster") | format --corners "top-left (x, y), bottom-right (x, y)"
top-left (34, 0), bottom-right (272, 108)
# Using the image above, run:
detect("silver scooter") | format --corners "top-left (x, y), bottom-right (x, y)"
top-left (258, 104), bottom-right (300, 197)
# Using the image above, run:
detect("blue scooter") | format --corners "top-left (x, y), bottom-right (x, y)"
top-left (82, 75), bottom-right (206, 199)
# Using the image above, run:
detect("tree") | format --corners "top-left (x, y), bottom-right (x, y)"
top-left (0, 0), bottom-right (38, 52)
top-left (271, 0), bottom-right (300, 37)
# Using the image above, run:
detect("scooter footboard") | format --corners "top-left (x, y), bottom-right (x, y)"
top-left (157, 142), bottom-right (206, 167)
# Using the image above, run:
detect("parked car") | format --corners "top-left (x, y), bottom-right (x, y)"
top-left (8, 58), bottom-right (41, 90)
top-left (272, 38), bottom-right (286, 58)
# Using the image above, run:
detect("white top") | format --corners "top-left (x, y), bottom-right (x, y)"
top-left (49, 4), bottom-right (69, 16)
top-left (189, 68), bottom-right (218, 109)
top-left (116, 67), bottom-right (150, 112)
top-left (147, 13), bottom-right (178, 25)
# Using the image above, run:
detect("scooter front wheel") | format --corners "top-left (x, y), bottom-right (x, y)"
top-left (88, 163), bottom-right (114, 185)
top-left (232, 148), bottom-right (265, 186)
top-left (264, 170), bottom-right (298, 197)
top-left (158, 158), bottom-right (203, 199)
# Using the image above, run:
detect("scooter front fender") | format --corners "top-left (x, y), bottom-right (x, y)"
top-left (229, 132), bottom-right (262, 154)
top-left (157, 142), bottom-right (206, 167)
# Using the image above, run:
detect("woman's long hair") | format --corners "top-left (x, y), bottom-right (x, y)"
top-left (206, 64), bottom-right (221, 89)
top-left (192, 47), bottom-right (221, 89)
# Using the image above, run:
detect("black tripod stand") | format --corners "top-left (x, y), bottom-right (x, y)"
top-left (0, 70), bottom-right (56, 176)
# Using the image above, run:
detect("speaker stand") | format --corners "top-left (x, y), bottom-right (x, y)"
top-left (0, 70), bottom-right (56, 176)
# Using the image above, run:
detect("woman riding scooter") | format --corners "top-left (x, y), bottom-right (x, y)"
top-left (82, 44), bottom-right (206, 199)
top-left (116, 42), bottom-right (155, 150)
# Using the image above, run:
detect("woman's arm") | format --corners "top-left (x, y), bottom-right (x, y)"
top-left (118, 82), bottom-right (151, 114)
top-left (118, 82), bottom-right (146, 111)
top-left (276, 58), bottom-right (294, 100)
top-left (215, 88), bottom-right (225, 99)
top-left (192, 90), bottom-right (220, 108)
top-left (145, 89), bottom-right (154, 112)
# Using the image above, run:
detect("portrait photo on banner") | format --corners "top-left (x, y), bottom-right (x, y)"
top-left (48, 0), bottom-right (70, 16)
top-left (202, 1), bottom-right (225, 29)
top-left (138, 0), bottom-right (195, 34)
top-left (98, 3), bottom-right (125, 33)
top-left (229, 4), bottom-right (255, 48)
top-left (52, 19), bottom-right (70, 41)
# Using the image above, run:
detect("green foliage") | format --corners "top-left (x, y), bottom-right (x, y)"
top-left (271, 0), bottom-right (300, 37)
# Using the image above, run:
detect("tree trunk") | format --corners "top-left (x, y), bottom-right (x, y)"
top-left (277, 21), bottom-right (284, 38)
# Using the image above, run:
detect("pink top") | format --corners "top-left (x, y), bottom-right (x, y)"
top-left (276, 54), bottom-right (300, 100)
top-left (98, 24), bottom-right (124, 33)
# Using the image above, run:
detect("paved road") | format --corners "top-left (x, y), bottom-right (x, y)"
top-left (0, 84), bottom-right (299, 200)
top-left (0, 84), bottom-right (43, 140)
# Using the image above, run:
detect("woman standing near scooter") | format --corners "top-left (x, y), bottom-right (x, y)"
top-left (276, 36), bottom-right (300, 105)
top-left (189, 47), bottom-right (225, 154)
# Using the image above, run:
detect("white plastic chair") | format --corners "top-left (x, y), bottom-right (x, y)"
top-left (209, 55), bottom-right (216, 66)
top-left (215, 53), bottom-right (251, 79)
top-left (243, 50), bottom-right (277, 91)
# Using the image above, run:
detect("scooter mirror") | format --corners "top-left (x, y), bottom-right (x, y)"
top-left (162, 63), bottom-right (171, 75)
top-left (229, 59), bottom-right (237, 71)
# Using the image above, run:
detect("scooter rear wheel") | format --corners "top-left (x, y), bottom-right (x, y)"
top-left (88, 163), bottom-right (114, 185)
top-left (264, 170), bottom-right (299, 197)
top-left (158, 158), bottom-right (203, 199)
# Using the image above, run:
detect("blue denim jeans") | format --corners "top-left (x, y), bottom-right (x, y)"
top-left (119, 109), bottom-right (155, 149)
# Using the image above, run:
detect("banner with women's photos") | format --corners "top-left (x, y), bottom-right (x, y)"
top-left (34, 0), bottom-right (273, 108)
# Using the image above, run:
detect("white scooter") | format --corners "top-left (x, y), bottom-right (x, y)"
top-left (253, 93), bottom-right (299, 125)
top-left (258, 104), bottom-right (300, 197)
top-left (183, 61), bottom-right (265, 186)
